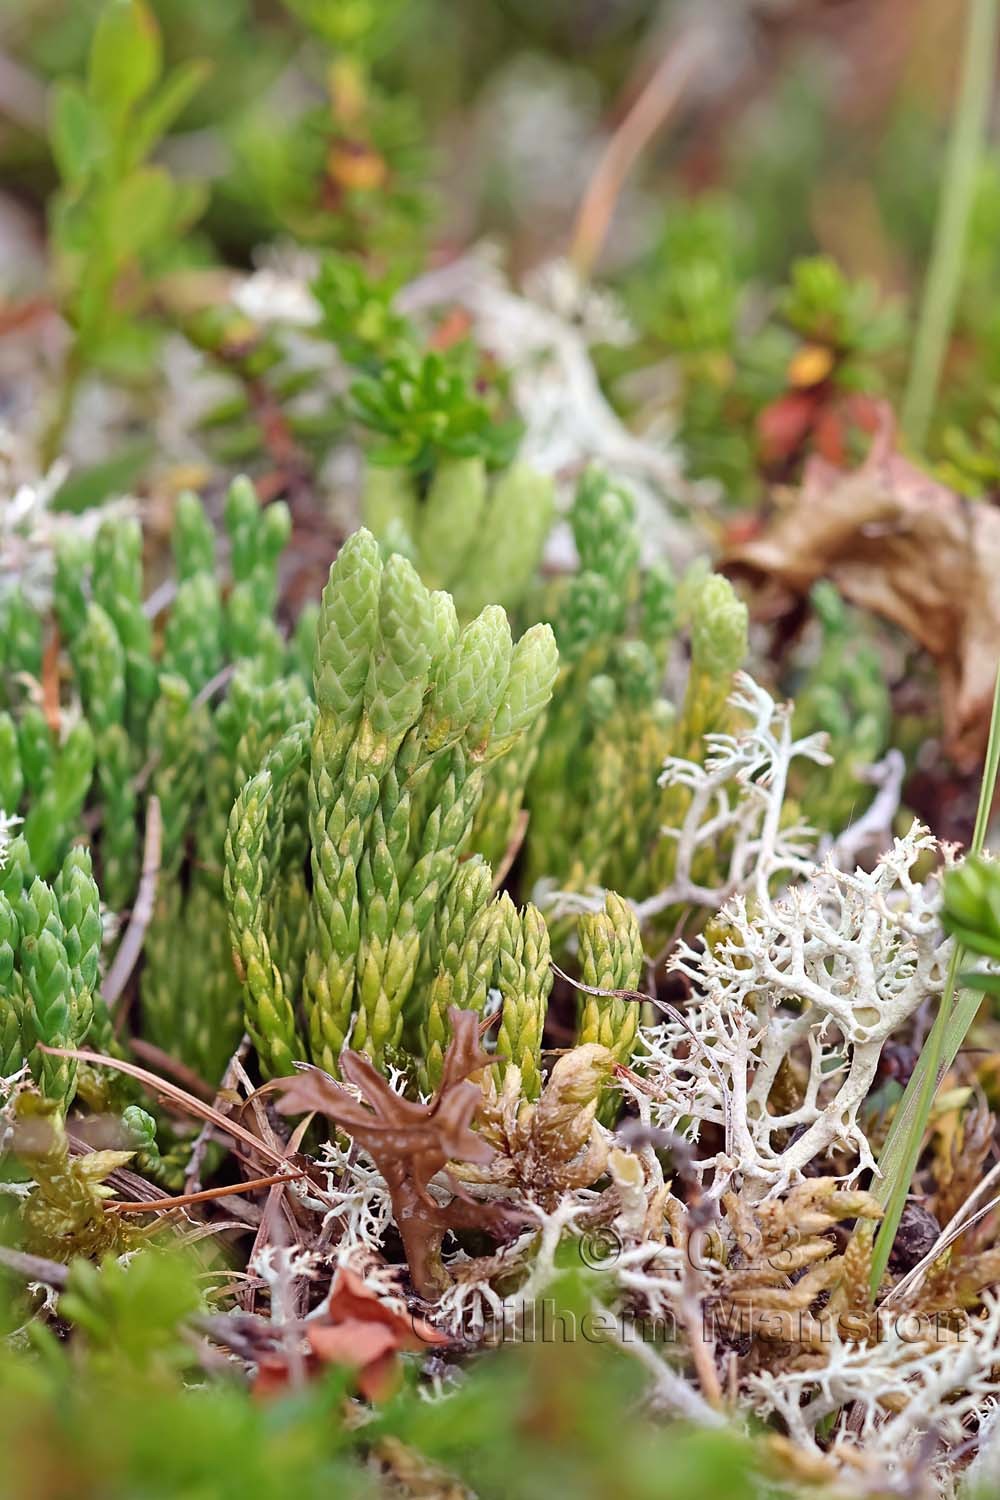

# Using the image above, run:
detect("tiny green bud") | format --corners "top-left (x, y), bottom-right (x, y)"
top-left (364, 554), bottom-right (435, 743)
top-left (555, 570), bottom-right (617, 661)
top-left (489, 623), bottom-right (558, 754)
top-left (615, 639), bottom-right (659, 708)
top-left (690, 573), bottom-right (748, 678)
top-left (174, 491), bottom-right (216, 580)
top-left (427, 606), bottom-right (512, 753)
top-left (314, 528), bottom-right (383, 722)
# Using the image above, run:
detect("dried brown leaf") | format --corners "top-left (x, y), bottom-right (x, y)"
top-left (931, 1099), bottom-right (995, 1233)
top-left (463, 1046), bottom-right (615, 1206)
top-left (254, 1265), bottom-right (449, 1401)
top-left (726, 403), bottom-right (1000, 769)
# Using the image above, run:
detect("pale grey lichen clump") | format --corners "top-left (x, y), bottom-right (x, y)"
top-left (652, 818), bottom-right (950, 1197)
top-left (750, 1295), bottom-right (1000, 1489)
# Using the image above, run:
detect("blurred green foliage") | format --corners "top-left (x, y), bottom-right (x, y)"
top-left (46, 0), bottom-right (210, 412)
top-left (1, 0), bottom-right (995, 503)
top-left (0, 6), bottom-right (994, 1494)
top-left (352, 347), bottom-right (521, 473)
top-left (790, 582), bottom-right (892, 834)
top-left (0, 1248), bottom-right (771, 1500)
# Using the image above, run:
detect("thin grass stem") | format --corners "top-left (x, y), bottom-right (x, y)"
top-left (867, 664), bottom-right (1000, 1293)
top-left (901, 0), bottom-right (1000, 450)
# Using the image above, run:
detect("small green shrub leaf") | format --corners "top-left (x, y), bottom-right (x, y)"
top-left (88, 0), bottom-right (162, 120)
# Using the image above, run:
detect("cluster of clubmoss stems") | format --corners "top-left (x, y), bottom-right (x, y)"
top-left (0, 459), bottom-right (848, 1124)
top-left (227, 525), bottom-right (556, 1080)
top-left (225, 523), bottom-right (648, 1105)
top-left (0, 838), bottom-right (104, 1113)
top-left (515, 472), bottom-right (751, 941)
top-left (362, 454), bottom-right (555, 620)
top-left (0, 478), bottom-right (307, 1097)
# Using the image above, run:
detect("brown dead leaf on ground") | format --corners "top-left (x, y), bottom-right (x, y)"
top-left (726, 403), bottom-right (1000, 771)
top-left (266, 1009), bottom-right (514, 1298)
top-left (254, 1265), bottom-right (449, 1401)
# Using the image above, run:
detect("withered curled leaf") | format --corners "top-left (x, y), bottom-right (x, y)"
top-left (465, 1045), bottom-right (615, 1205)
top-left (727, 403), bottom-right (1000, 769)
top-left (254, 1266), bottom-right (448, 1402)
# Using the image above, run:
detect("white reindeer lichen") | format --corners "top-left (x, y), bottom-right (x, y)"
top-left (295, 1064), bottom-right (413, 1258)
top-left (635, 812), bottom-right (950, 1197)
top-left (750, 1295), bottom-right (1000, 1486)
top-left (313, 1138), bottom-right (395, 1257)
top-left (545, 673), bottom-right (825, 927)
top-left (635, 672), bottom-right (828, 926)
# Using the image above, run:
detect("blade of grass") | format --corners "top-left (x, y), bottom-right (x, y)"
top-left (901, 0), bottom-right (1000, 450)
top-left (37, 1043), bottom-right (290, 1171)
top-left (866, 664), bottom-right (1000, 1293)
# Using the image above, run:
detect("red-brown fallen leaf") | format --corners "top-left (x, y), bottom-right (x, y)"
top-left (311, 1324), bottom-right (399, 1402)
top-left (811, 392), bottom-right (881, 467)
top-left (309, 1321), bottom-right (396, 1368)
top-left (253, 1266), bottom-right (449, 1402)
top-left (253, 1355), bottom-right (299, 1400)
top-left (310, 1263), bottom-right (449, 1402)
top-left (323, 1266), bottom-right (448, 1352)
top-left (756, 387), bottom-right (880, 470)
top-left (727, 402), bottom-right (1000, 771)
top-left (757, 388), bottom-right (822, 467)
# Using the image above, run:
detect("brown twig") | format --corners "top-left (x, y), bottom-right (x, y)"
top-left (491, 810), bottom-right (530, 893)
top-left (106, 1170), bottom-right (305, 1215)
top-left (245, 376), bottom-right (312, 504)
top-left (679, 1233), bottom-right (724, 1410)
top-left (569, 24), bottom-right (711, 276)
top-left (232, 1055), bottom-right (286, 1158)
top-left (41, 626), bottom-right (61, 735)
top-left (105, 796), bottom-right (162, 1009)
top-left (128, 1038), bottom-right (215, 1102)
top-left (142, 578), bottom-right (179, 621)
top-left (239, 1062), bottom-right (313, 1316)
top-left (192, 662), bottom-right (237, 711)
top-left (0, 1244), bottom-right (69, 1289)
top-left (37, 1044), bottom-right (295, 1174)
top-left (185, 1034), bottom-right (253, 1194)
top-left (0, 1244), bottom-right (288, 1363)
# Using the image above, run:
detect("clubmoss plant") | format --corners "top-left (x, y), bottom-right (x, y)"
top-left (362, 454), bottom-right (555, 619)
top-left (0, 475), bottom-right (307, 1087)
top-left (514, 466), bottom-right (755, 942)
top-left (226, 527), bottom-right (563, 1077)
top-left (789, 582), bottom-right (890, 834)
top-left (0, 833), bottom-right (105, 1112)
